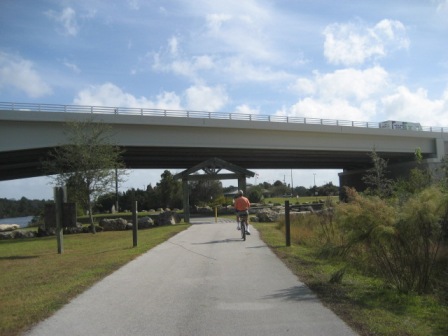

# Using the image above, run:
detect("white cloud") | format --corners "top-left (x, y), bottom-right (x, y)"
top-left (281, 97), bottom-right (368, 122)
top-left (382, 86), bottom-right (448, 126)
top-left (284, 66), bottom-right (389, 120)
top-left (73, 82), bottom-right (182, 110)
top-left (436, 0), bottom-right (448, 12)
top-left (234, 104), bottom-right (260, 115)
top-left (46, 7), bottom-right (79, 36)
top-left (63, 60), bottom-right (80, 73)
top-left (151, 37), bottom-right (216, 83)
top-left (0, 52), bottom-right (52, 98)
top-left (281, 66), bottom-right (448, 126)
top-left (73, 82), bottom-right (233, 112)
top-left (206, 13), bottom-right (232, 33)
top-left (185, 85), bottom-right (228, 111)
top-left (323, 19), bottom-right (409, 66)
top-left (149, 2), bottom-right (294, 85)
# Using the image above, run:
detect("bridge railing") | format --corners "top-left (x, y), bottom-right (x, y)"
top-left (0, 101), bottom-right (446, 133)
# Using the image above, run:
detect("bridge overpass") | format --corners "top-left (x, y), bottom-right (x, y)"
top-left (1, 102), bottom-right (447, 189)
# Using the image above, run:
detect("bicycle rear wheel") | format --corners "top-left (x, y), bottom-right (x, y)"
top-left (241, 217), bottom-right (246, 241)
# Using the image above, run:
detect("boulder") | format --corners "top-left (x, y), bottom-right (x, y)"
top-left (0, 230), bottom-right (37, 239)
top-left (37, 226), bottom-right (55, 237)
top-left (99, 218), bottom-right (132, 231)
top-left (255, 208), bottom-right (280, 222)
top-left (157, 211), bottom-right (181, 226)
top-left (0, 224), bottom-right (20, 232)
top-left (13, 230), bottom-right (37, 239)
top-left (137, 216), bottom-right (154, 229)
top-left (63, 224), bottom-right (84, 234)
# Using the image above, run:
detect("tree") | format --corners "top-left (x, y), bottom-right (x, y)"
top-left (155, 170), bottom-right (182, 209)
top-left (362, 148), bottom-right (393, 198)
top-left (43, 118), bottom-right (125, 233)
top-left (394, 148), bottom-right (433, 203)
top-left (189, 177), bottom-right (223, 207)
top-left (271, 180), bottom-right (289, 196)
top-left (318, 182), bottom-right (339, 196)
top-left (247, 185), bottom-right (263, 202)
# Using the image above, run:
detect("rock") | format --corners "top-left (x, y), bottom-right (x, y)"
top-left (14, 230), bottom-right (37, 238)
top-left (137, 216), bottom-right (154, 229)
top-left (0, 231), bottom-right (14, 239)
top-left (255, 208), bottom-right (280, 222)
top-left (63, 225), bottom-right (84, 234)
top-left (0, 224), bottom-right (20, 232)
top-left (157, 211), bottom-right (181, 225)
top-left (37, 226), bottom-right (55, 237)
top-left (0, 230), bottom-right (37, 239)
top-left (99, 218), bottom-right (132, 231)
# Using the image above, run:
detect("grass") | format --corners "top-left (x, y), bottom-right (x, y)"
top-left (0, 224), bottom-right (190, 336)
top-left (251, 221), bottom-right (448, 336)
top-left (3, 211), bottom-right (447, 336)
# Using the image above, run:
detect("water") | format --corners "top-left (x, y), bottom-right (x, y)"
top-left (0, 216), bottom-right (35, 228)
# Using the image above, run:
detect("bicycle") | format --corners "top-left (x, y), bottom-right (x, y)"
top-left (238, 212), bottom-right (249, 241)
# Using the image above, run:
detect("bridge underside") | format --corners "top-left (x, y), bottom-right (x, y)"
top-left (0, 145), bottom-right (420, 181)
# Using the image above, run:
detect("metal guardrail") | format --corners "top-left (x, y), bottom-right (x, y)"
top-left (0, 101), bottom-right (445, 133)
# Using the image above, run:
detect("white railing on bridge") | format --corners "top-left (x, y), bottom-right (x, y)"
top-left (0, 101), bottom-right (445, 133)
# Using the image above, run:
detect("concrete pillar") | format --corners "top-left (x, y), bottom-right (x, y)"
top-left (182, 178), bottom-right (190, 223)
top-left (237, 175), bottom-right (247, 194)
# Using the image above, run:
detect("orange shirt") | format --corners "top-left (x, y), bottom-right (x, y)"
top-left (234, 196), bottom-right (250, 211)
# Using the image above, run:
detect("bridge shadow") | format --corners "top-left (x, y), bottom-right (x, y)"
top-left (262, 285), bottom-right (319, 302)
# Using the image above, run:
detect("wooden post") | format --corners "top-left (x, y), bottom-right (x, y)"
top-left (132, 201), bottom-right (138, 247)
top-left (54, 187), bottom-right (66, 254)
top-left (285, 200), bottom-right (291, 247)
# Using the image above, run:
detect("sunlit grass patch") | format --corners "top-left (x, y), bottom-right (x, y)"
top-left (0, 224), bottom-right (190, 336)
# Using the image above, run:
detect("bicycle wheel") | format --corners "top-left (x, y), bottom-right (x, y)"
top-left (241, 218), bottom-right (246, 241)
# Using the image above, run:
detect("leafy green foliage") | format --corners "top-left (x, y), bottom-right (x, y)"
top-left (335, 187), bottom-right (446, 293)
top-left (42, 118), bottom-right (125, 232)
top-left (362, 147), bottom-right (393, 198)
top-left (0, 197), bottom-right (50, 218)
top-left (247, 185), bottom-right (263, 202)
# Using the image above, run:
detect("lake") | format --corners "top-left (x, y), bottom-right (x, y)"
top-left (0, 216), bottom-right (35, 228)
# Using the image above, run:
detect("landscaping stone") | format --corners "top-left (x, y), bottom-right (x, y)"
top-left (137, 216), bottom-right (154, 229)
top-left (157, 211), bottom-right (181, 225)
top-left (99, 218), bottom-right (132, 231)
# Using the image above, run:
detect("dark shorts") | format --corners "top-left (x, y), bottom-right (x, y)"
top-left (236, 210), bottom-right (249, 217)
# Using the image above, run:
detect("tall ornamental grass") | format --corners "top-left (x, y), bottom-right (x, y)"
top-left (280, 187), bottom-right (447, 294)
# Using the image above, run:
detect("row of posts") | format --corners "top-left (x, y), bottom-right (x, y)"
top-left (53, 187), bottom-right (292, 254)
top-left (54, 187), bottom-right (139, 254)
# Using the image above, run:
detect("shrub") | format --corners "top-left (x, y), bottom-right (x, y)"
top-left (335, 187), bottom-right (446, 293)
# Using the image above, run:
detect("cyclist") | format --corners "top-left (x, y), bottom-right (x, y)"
top-left (234, 190), bottom-right (251, 234)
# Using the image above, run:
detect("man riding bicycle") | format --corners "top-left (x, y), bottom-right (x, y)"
top-left (234, 190), bottom-right (250, 235)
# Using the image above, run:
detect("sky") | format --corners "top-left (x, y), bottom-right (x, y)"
top-left (0, 0), bottom-right (447, 200)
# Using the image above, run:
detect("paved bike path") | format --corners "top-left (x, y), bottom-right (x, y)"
top-left (24, 218), bottom-right (357, 336)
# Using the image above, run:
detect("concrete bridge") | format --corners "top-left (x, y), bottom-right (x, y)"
top-left (1, 102), bottom-right (447, 189)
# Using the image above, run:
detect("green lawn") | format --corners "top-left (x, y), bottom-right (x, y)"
top-left (2, 216), bottom-right (447, 336)
top-left (0, 224), bottom-right (190, 336)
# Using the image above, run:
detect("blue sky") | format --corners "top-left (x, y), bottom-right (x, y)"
top-left (1, 0), bottom-right (447, 200)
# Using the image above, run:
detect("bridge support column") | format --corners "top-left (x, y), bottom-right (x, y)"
top-left (339, 158), bottom-right (444, 196)
top-left (237, 175), bottom-right (247, 194)
top-left (182, 178), bottom-right (190, 223)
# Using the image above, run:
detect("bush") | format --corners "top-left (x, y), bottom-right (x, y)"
top-left (335, 187), bottom-right (445, 293)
